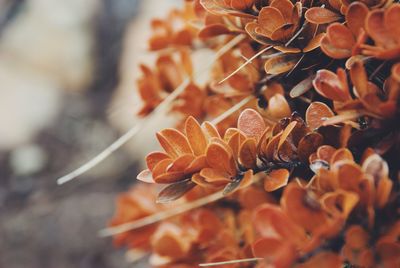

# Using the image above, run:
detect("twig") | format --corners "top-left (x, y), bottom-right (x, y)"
top-left (98, 190), bottom-right (224, 237)
top-left (199, 258), bottom-right (262, 267)
top-left (218, 46), bottom-right (272, 84)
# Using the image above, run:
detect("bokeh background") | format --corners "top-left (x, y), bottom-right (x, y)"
top-left (0, 0), bottom-right (180, 267)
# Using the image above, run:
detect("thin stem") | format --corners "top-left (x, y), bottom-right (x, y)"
top-left (285, 21), bottom-right (308, 47)
top-left (369, 60), bottom-right (387, 81)
top-left (218, 46), bottom-right (272, 84)
top-left (286, 53), bottom-right (305, 77)
top-left (199, 258), bottom-right (263, 267)
top-left (98, 190), bottom-right (224, 237)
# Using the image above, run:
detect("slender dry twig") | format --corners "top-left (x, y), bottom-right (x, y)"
top-left (199, 258), bottom-right (263, 267)
top-left (218, 46), bottom-right (272, 84)
top-left (98, 190), bottom-right (224, 237)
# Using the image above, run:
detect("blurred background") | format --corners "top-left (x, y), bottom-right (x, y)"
top-left (0, 0), bottom-right (180, 267)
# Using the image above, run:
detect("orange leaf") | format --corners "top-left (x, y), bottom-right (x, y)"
top-left (154, 171), bottom-right (186, 184)
top-left (305, 7), bottom-right (341, 24)
top-left (239, 138), bottom-right (258, 169)
top-left (313, 69), bottom-right (351, 102)
top-left (237, 108), bottom-right (266, 140)
top-left (185, 116), bottom-right (207, 156)
top-left (350, 61), bottom-right (371, 98)
top-left (298, 133), bottom-right (324, 163)
top-left (346, 2), bottom-right (369, 36)
top-left (335, 161), bottom-right (364, 191)
top-left (252, 237), bottom-right (296, 267)
top-left (240, 169), bottom-right (254, 189)
top-left (306, 101), bottom-right (335, 130)
top-left (167, 154), bottom-right (196, 172)
top-left (264, 168), bottom-right (290, 192)
top-left (227, 132), bottom-right (245, 159)
top-left (376, 177), bottom-right (392, 208)
top-left (185, 155), bottom-right (208, 174)
top-left (253, 204), bottom-right (306, 246)
top-left (157, 129), bottom-right (192, 158)
top-left (281, 183), bottom-right (328, 233)
top-left (152, 159), bottom-right (174, 179)
top-left (330, 148), bottom-right (353, 164)
top-left (199, 24), bottom-right (231, 39)
top-left (321, 190), bottom-right (359, 219)
top-left (201, 121), bottom-right (221, 139)
top-left (268, 94), bottom-right (292, 119)
top-left (152, 223), bottom-right (191, 259)
top-left (258, 6), bottom-right (285, 35)
top-left (200, 168), bottom-right (232, 184)
top-left (316, 145), bottom-right (336, 162)
top-left (146, 152), bottom-right (170, 171)
top-left (303, 33), bottom-right (326, 52)
top-left (278, 121), bottom-right (297, 151)
top-left (264, 54), bottom-right (300, 75)
top-left (345, 225), bottom-right (369, 250)
top-left (206, 142), bottom-right (237, 175)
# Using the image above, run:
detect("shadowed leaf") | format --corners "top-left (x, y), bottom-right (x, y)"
top-left (157, 179), bottom-right (196, 203)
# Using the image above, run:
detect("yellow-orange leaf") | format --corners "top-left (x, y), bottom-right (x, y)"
top-left (239, 138), bottom-right (257, 169)
top-left (185, 116), bottom-right (207, 156)
top-left (264, 168), bottom-right (290, 192)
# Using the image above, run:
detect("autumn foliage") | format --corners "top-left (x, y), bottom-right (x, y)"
top-left (109, 1), bottom-right (400, 267)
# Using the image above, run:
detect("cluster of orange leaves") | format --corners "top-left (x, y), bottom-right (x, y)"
top-left (110, 0), bottom-right (400, 267)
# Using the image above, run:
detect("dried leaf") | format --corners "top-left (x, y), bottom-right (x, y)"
top-left (152, 159), bottom-right (174, 179)
top-left (268, 94), bottom-right (292, 119)
top-left (239, 138), bottom-right (258, 169)
top-left (346, 2), bottom-right (369, 36)
top-left (137, 169), bottom-right (155, 183)
top-left (202, 122), bottom-right (221, 139)
top-left (157, 179), bottom-right (196, 203)
top-left (298, 133), bottom-right (324, 163)
top-left (155, 171), bottom-right (186, 184)
top-left (237, 108), bottom-right (266, 140)
top-left (278, 121), bottom-right (297, 151)
top-left (200, 168), bottom-right (232, 184)
top-left (305, 7), bottom-right (341, 24)
top-left (264, 168), bottom-right (290, 192)
top-left (264, 54), bottom-right (300, 75)
top-left (167, 154), bottom-right (196, 172)
top-left (146, 152), bottom-right (170, 171)
top-left (290, 75), bottom-right (315, 98)
top-left (185, 116), bottom-right (207, 156)
top-left (282, 183), bottom-right (328, 233)
top-left (305, 102), bottom-right (335, 130)
top-left (157, 129), bottom-right (193, 158)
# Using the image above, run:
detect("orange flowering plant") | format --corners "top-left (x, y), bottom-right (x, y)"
top-left (104, 0), bottom-right (400, 267)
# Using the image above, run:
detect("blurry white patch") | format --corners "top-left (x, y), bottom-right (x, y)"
top-left (10, 143), bottom-right (47, 176)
